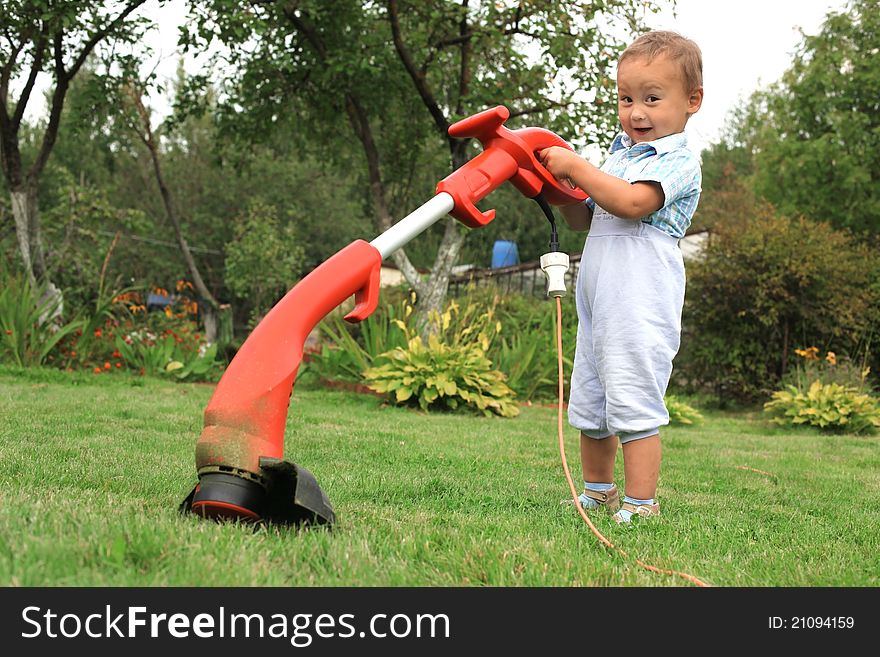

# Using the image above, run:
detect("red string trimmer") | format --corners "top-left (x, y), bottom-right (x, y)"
top-left (180, 106), bottom-right (586, 526)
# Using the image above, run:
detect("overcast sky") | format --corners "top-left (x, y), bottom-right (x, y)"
top-left (645, 0), bottom-right (850, 154)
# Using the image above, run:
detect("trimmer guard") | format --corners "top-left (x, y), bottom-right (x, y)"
top-left (180, 459), bottom-right (335, 527)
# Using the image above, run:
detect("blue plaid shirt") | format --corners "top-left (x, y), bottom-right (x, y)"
top-left (586, 132), bottom-right (701, 238)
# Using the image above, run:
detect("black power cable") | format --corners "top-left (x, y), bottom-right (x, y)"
top-left (532, 191), bottom-right (560, 253)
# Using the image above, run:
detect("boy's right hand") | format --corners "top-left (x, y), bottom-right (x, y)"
top-left (538, 147), bottom-right (578, 182)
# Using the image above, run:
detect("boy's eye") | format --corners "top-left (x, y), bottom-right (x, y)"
top-left (646, 95), bottom-right (660, 103)
top-left (620, 96), bottom-right (632, 103)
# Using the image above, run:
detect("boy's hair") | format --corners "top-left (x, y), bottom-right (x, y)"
top-left (619, 31), bottom-right (703, 93)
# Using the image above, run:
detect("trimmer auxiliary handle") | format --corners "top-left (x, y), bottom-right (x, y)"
top-left (437, 105), bottom-right (587, 227)
top-left (182, 106), bottom-right (587, 526)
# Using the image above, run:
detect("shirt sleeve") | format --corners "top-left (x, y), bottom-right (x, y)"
top-left (630, 150), bottom-right (701, 209)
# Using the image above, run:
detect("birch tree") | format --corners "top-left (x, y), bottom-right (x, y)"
top-left (0, 1), bottom-right (153, 312)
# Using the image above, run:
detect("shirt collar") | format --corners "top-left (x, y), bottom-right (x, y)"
top-left (610, 131), bottom-right (688, 155)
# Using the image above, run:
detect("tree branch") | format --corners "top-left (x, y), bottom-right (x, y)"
top-left (387, 0), bottom-right (450, 140)
top-left (1, 30), bottom-right (29, 100)
top-left (124, 82), bottom-right (219, 312)
top-left (66, 1), bottom-right (148, 83)
top-left (28, 2), bottom-right (146, 183)
top-left (508, 99), bottom-right (575, 120)
top-left (455, 0), bottom-right (471, 117)
top-left (25, 31), bottom-right (71, 183)
top-left (53, 27), bottom-right (65, 79)
top-left (281, 5), bottom-right (327, 60)
top-left (283, 2), bottom-right (426, 297)
top-left (11, 26), bottom-right (50, 131)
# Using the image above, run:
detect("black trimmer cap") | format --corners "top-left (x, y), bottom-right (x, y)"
top-left (180, 459), bottom-right (335, 527)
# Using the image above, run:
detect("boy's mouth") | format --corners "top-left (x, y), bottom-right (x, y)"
top-left (634, 127), bottom-right (652, 135)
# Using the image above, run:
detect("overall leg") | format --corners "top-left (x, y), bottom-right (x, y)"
top-left (567, 241), bottom-right (620, 511)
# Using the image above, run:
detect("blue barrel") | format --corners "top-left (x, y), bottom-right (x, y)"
top-left (491, 240), bottom-right (520, 268)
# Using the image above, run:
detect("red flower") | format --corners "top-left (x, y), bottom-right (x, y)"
top-left (94, 328), bottom-right (102, 338)
top-left (115, 362), bottom-right (122, 369)
top-left (93, 367), bottom-right (102, 374)
top-left (112, 350), bottom-right (121, 358)
top-left (103, 362), bottom-right (111, 370)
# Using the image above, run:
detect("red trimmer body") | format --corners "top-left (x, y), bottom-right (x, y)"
top-left (181, 106), bottom-right (586, 526)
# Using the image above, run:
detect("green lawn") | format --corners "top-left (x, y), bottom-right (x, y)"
top-left (1, 366), bottom-right (878, 587)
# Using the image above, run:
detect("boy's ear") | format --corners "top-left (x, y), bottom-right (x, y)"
top-left (688, 87), bottom-right (704, 115)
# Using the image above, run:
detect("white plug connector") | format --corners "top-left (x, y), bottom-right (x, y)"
top-left (540, 251), bottom-right (570, 298)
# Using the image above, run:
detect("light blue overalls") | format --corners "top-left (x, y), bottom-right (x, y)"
top-left (567, 132), bottom-right (701, 443)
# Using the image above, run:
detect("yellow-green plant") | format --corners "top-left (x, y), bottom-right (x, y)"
top-left (364, 334), bottom-right (519, 417)
top-left (364, 298), bottom-right (517, 417)
top-left (764, 380), bottom-right (880, 435)
top-left (665, 395), bottom-right (704, 425)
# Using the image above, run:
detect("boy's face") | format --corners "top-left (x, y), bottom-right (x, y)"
top-left (616, 54), bottom-right (703, 144)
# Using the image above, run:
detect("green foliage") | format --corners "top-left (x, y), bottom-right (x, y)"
top-left (764, 380), bottom-right (880, 435)
top-left (224, 200), bottom-right (305, 327)
top-left (677, 207), bottom-right (880, 403)
top-left (309, 285), bottom-right (579, 403)
top-left (725, 0), bottom-right (880, 234)
top-left (785, 347), bottom-right (875, 395)
top-left (486, 289), bottom-right (577, 401)
top-left (41, 181), bottom-right (149, 315)
top-left (0, 272), bottom-right (83, 368)
top-left (363, 292), bottom-right (518, 417)
top-left (114, 331), bottom-right (218, 381)
top-left (305, 292), bottom-right (410, 384)
top-left (187, 0), bottom-right (665, 155)
top-left (664, 395), bottom-right (704, 426)
top-left (365, 334), bottom-right (519, 418)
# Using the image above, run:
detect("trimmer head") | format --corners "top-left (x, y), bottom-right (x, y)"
top-left (180, 458), bottom-right (335, 527)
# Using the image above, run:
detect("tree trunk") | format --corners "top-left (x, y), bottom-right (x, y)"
top-left (417, 220), bottom-right (466, 337)
top-left (127, 87), bottom-right (221, 344)
top-left (148, 145), bottom-right (220, 344)
top-left (10, 189), bottom-right (38, 287)
top-left (9, 185), bottom-right (63, 322)
top-left (414, 143), bottom-right (472, 336)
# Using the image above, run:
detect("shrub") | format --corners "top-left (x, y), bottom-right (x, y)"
top-left (764, 381), bottom-right (880, 435)
top-left (677, 207), bottom-right (880, 403)
top-left (364, 335), bottom-right (519, 417)
top-left (0, 273), bottom-right (82, 368)
top-left (305, 291), bottom-right (410, 384)
top-left (363, 296), bottom-right (518, 417)
top-left (114, 331), bottom-right (218, 381)
top-left (784, 346), bottom-right (874, 395)
top-left (224, 201), bottom-right (305, 328)
top-left (665, 395), bottom-right (704, 425)
top-left (50, 282), bottom-right (218, 381)
top-left (487, 289), bottom-right (578, 401)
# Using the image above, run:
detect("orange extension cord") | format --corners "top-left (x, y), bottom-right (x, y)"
top-left (553, 296), bottom-right (710, 587)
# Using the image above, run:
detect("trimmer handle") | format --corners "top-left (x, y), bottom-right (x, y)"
top-left (436, 106), bottom-right (588, 228)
